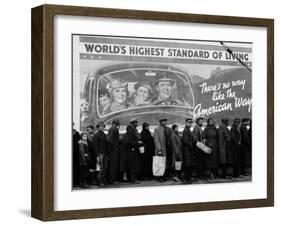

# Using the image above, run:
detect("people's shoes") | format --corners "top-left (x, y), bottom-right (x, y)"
top-left (81, 184), bottom-right (90, 188)
top-left (158, 178), bottom-right (164, 183)
top-left (121, 179), bottom-right (128, 183)
top-left (173, 176), bottom-right (181, 182)
top-left (182, 179), bottom-right (192, 184)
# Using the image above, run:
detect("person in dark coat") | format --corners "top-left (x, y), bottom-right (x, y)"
top-left (182, 118), bottom-right (195, 182)
top-left (78, 132), bottom-right (92, 188)
top-left (107, 119), bottom-right (120, 184)
top-left (193, 117), bottom-right (205, 179)
top-left (240, 118), bottom-right (251, 176)
top-left (86, 125), bottom-right (95, 169)
top-left (171, 124), bottom-right (182, 182)
top-left (86, 125), bottom-right (96, 185)
top-left (164, 125), bottom-right (173, 179)
top-left (119, 125), bottom-right (131, 182)
top-left (126, 118), bottom-right (143, 183)
top-left (248, 119), bottom-right (252, 170)
top-left (203, 118), bottom-right (219, 180)
top-left (230, 118), bottom-right (242, 178)
top-left (218, 118), bottom-right (232, 178)
top-left (72, 124), bottom-right (80, 187)
top-left (140, 122), bottom-right (154, 179)
top-left (93, 121), bottom-right (108, 186)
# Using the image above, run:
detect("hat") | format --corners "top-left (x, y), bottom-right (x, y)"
top-left (159, 118), bottom-right (167, 122)
top-left (186, 118), bottom-right (193, 122)
top-left (134, 82), bottom-right (153, 94)
top-left (108, 79), bottom-right (128, 92)
top-left (98, 89), bottom-right (110, 98)
top-left (96, 121), bottom-right (105, 128)
top-left (242, 118), bottom-right (250, 123)
top-left (234, 118), bottom-right (241, 123)
top-left (130, 118), bottom-right (138, 123)
top-left (112, 119), bottom-right (120, 125)
top-left (222, 118), bottom-right (229, 123)
top-left (155, 76), bottom-right (176, 86)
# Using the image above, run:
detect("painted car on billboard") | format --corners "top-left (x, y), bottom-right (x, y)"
top-left (81, 63), bottom-right (251, 132)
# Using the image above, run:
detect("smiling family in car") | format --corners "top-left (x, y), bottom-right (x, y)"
top-left (98, 75), bottom-right (191, 116)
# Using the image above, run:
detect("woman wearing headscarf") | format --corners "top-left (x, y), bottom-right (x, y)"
top-left (203, 118), bottom-right (219, 180)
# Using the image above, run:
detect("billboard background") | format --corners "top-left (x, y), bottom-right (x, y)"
top-left (73, 35), bottom-right (252, 132)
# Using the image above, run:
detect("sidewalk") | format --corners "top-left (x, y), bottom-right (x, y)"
top-left (73, 175), bottom-right (252, 190)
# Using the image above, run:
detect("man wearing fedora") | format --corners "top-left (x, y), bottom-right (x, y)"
top-left (153, 75), bottom-right (184, 106)
top-left (93, 121), bottom-right (108, 186)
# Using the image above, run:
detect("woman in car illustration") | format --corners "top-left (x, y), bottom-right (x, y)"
top-left (107, 79), bottom-right (130, 113)
top-left (131, 82), bottom-right (153, 107)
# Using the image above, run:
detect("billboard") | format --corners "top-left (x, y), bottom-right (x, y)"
top-left (72, 35), bottom-right (252, 132)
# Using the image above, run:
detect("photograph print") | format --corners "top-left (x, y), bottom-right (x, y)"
top-left (72, 34), bottom-right (252, 189)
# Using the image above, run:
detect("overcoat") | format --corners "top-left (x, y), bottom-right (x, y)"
top-left (193, 124), bottom-right (205, 172)
top-left (170, 131), bottom-right (182, 167)
top-left (107, 126), bottom-right (120, 183)
top-left (182, 126), bottom-right (195, 167)
top-left (240, 124), bottom-right (251, 165)
top-left (218, 124), bottom-right (232, 164)
top-left (93, 130), bottom-right (108, 155)
top-left (120, 125), bottom-right (141, 173)
top-left (203, 125), bottom-right (219, 169)
top-left (230, 125), bottom-right (241, 165)
top-left (78, 140), bottom-right (91, 177)
top-left (140, 128), bottom-right (154, 177)
top-left (72, 130), bottom-right (80, 186)
top-left (153, 125), bottom-right (166, 156)
top-left (87, 133), bottom-right (96, 168)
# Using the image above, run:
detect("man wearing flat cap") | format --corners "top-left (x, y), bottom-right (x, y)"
top-left (230, 118), bottom-right (242, 178)
top-left (153, 118), bottom-right (173, 182)
top-left (93, 121), bottom-right (108, 186)
top-left (153, 75), bottom-right (184, 106)
top-left (108, 79), bottom-right (129, 113)
top-left (218, 118), bottom-right (232, 178)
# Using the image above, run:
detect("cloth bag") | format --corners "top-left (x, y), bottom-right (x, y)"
top-left (139, 146), bottom-right (145, 154)
top-left (196, 140), bottom-right (212, 154)
top-left (175, 161), bottom-right (182, 171)
top-left (152, 156), bottom-right (166, 176)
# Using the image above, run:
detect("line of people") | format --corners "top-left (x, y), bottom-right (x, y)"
top-left (72, 116), bottom-right (252, 188)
